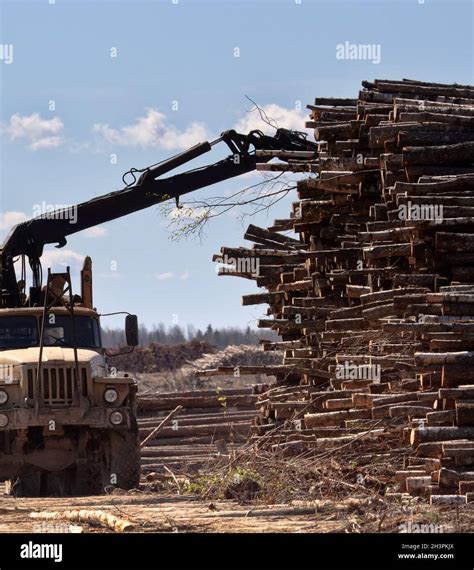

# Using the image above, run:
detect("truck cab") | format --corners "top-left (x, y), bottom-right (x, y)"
top-left (0, 271), bottom-right (141, 496)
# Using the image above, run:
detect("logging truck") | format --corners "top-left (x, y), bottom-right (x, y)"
top-left (0, 258), bottom-right (141, 496)
top-left (0, 127), bottom-right (316, 496)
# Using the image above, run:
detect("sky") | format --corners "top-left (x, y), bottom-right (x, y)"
top-left (0, 0), bottom-right (473, 333)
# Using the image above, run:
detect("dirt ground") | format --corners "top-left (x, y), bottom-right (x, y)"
top-left (1, 482), bottom-right (472, 534)
top-left (0, 485), bottom-right (345, 533)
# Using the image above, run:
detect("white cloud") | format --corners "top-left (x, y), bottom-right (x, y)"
top-left (7, 248), bottom-right (85, 293)
top-left (153, 270), bottom-right (189, 281)
top-left (4, 113), bottom-right (64, 150)
top-left (154, 272), bottom-right (174, 281)
top-left (0, 211), bottom-right (28, 230)
top-left (233, 104), bottom-right (306, 135)
top-left (83, 226), bottom-right (108, 238)
top-left (93, 109), bottom-right (211, 151)
top-left (29, 136), bottom-right (63, 150)
top-left (1, 103), bottom-right (306, 156)
top-left (41, 249), bottom-right (85, 272)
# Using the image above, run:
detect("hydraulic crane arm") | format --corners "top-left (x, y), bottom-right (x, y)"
top-left (0, 127), bottom-right (317, 307)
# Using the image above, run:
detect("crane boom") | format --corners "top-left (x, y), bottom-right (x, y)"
top-left (0, 127), bottom-right (317, 307)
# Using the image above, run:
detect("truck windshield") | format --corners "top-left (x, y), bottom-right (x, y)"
top-left (0, 316), bottom-right (39, 348)
top-left (43, 315), bottom-right (101, 349)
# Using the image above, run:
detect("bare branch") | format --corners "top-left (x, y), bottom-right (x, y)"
top-left (161, 171), bottom-right (299, 240)
top-left (244, 95), bottom-right (279, 130)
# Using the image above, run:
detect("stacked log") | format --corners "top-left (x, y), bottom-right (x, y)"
top-left (181, 344), bottom-right (281, 376)
top-left (137, 387), bottom-right (260, 473)
top-left (208, 78), bottom-right (474, 500)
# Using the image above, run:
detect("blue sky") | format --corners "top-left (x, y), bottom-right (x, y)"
top-left (0, 0), bottom-right (473, 332)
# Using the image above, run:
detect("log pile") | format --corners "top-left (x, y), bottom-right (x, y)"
top-left (207, 78), bottom-right (474, 501)
top-left (180, 343), bottom-right (280, 386)
top-left (111, 340), bottom-right (215, 373)
top-left (137, 387), bottom-right (261, 474)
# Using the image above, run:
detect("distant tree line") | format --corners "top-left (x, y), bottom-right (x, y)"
top-left (101, 323), bottom-right (277, 349)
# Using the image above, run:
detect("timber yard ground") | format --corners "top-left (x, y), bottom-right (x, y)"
top-left (0, 483), bottom-right (473, 534)
top-left (0, 372), bottom-right (472, 536)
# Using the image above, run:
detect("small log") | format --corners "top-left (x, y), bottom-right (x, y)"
top-left (406, 476), bottom-right (431, 495)
top-left (395, 469), bottom-right (426, 481)
top-left (242, 292), bottom-right (284, 306)
top-left (371, 392), bottom-right (427, 408)
top-left (375, 81), bottom-right (474, 98)
top-left (402, 142), bottom-right (474, 166)
top-left (430, 495), bottom-right (466, 506)
top-left (426, 410), bottom-right (456, 424)
top-left (324, 398), bottom-right (354, 411)
top-left (398, 130), bottom-right (474, 147)
top-left (394, 175), bottom-right (474, 195)
top-left (363, 244), bottom-right (413, 260)
top-left (304, 409), bottom-right (372, 428)
top-left (415, 351), bottom-right (474, 366)
top-left (325, 318), bottom-right (366, 331)
top-left (442, 366), bottom-right (474, 386)
top-left (411, 427), bottom-right (474, 446)
top-left (416, 442), bottom-right (445, 458)
top-left (436, 233), bottom-right (474, 253)
top-left (456, 401), bottom-right (474, 426)
top-left (395, 470), bottom-right (427, 488)
top-left (439, 386), bottom-right (474, 399)
top-left (346, 285), bottom-right (371, 298)
top-left (439, 468), bottom-right (474, 487)
top-left (30, 510), bottom-right (135, 533)
top-left (139, 421), bottom-right (251, 440)
top-left (459, 481), bottom-right (474, 494)
top-left (389, 405), bottom-right (432, 418)
top-left (138, 394), bottom-right (257, 412)
top-left (443, 447), bottom-right (474, 459)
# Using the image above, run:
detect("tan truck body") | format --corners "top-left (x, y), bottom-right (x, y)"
top-left (0, 306), bottom-right (140, 495)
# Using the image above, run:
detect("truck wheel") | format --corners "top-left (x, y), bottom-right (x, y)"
top-left (12, 468), bottom-right (77, 497)
top-left (9, 470), bottom-right (43, 497)
top-left (109, 424), bottom-right (140, 490)
top-left (72, 461), bottom-right (105, 496)
top-left (42, 468), bottom-right (76, 496)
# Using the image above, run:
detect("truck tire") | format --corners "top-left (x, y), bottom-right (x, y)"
top-left (42, 468), bottom-right (76, 496)
top-left (73, 460), bottom-right (106, 496)
top-left (71, 432), bottom-right (109, 496)
top-left (9, 470), bottom-right (43, 497)
top-left (109, 422), bottom-right (140, 490)
top-left (11, 468), bottom-right (79, 497)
